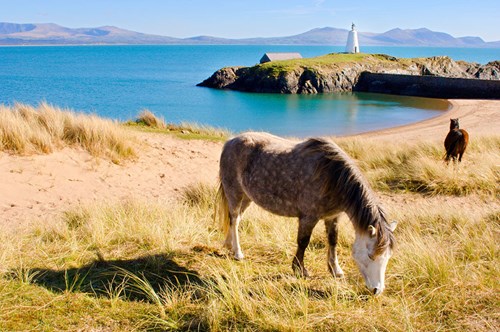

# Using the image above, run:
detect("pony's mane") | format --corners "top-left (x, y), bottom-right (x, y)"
top-left (302, 137), bottom-right (395, 256)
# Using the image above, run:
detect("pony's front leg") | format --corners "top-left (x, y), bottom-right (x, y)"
top-left (325, 217), bottom-right (344, 278)
top-left (292, 215), bottom-right (319, 277)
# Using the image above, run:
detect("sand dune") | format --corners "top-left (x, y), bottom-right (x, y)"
top-left (1, 99), bottom-right (498, 228)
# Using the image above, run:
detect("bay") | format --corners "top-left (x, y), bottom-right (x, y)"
top-left (1, 45), bottom-right (498, 136)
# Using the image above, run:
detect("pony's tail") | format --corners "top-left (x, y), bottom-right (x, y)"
top-left (215, 182), bottom-right (230, 237)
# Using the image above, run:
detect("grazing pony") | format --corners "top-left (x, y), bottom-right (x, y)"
top-left (444, 118), bottom-right (469, 163)
top-left (216, 132), bottom-right (397, 295)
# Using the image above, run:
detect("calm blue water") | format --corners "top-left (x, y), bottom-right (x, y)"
top-left (1, 45), bottom-right (498, 136)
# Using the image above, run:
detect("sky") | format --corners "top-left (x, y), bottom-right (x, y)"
top-left (1, 0), bottom-right (499, 42)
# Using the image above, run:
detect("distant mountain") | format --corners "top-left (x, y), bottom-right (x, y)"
top-left (367, 28), bottom-right (485, 47)
top-left (0, 22), bottom-right (180, 45)
top-left (1, 22), bottom-right (498, 48)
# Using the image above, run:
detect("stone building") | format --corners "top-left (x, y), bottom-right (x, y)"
top-left (260, 52), bottom-right (302, 64)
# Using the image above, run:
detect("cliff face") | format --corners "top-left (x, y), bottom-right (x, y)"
top-left (197, 54), bottom-right (500, 94)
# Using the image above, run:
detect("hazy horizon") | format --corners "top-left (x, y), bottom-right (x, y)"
top-left (1, 0), bottom-right (499, 42)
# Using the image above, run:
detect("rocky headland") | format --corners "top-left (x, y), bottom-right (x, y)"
top-left (197, 54), bottom-right (500, 95)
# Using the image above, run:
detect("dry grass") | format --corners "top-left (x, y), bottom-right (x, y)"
top-left (0, 102), bottom-right (136, 163)
top-left (172, 122), bottom-right (230, 141)
top-left (135, 109), bottom-right (167, 129)
top-left (337, 135), bottom-right (500, 196)
top-left (0, 114), bottom-right (498, 330)
top-left (1, 181), bottom-right (498, 330)
top-left (127, 110), bottom-right (230, 142)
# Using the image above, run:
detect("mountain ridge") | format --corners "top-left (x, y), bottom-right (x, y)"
top-left (1, 22), bottom-right (499, 47)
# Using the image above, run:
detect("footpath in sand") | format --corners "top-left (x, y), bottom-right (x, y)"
top-left (1, 99), bottom-right (499, 228)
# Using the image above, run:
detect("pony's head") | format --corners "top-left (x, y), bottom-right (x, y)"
top-left (352, 220), bottom-right (397, 295)
top-left (450, 118), bottom-right (459, 130)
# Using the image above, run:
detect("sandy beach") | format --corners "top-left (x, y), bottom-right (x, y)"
top-left (1, 99), bottom-right (498, 227)
top-left (356, 99), bottom-right (500, 141)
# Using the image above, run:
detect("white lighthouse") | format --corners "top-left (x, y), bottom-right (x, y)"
top-left (345, 23), bottom-right (360, 53)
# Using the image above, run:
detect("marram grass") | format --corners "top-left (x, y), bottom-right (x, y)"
top-left (1, 105), bottom-right (499, 329)
top-left (126, 109), bottom-right (231, 142)
top-left (135, 109), bottom-right (167, 129)
top-left (0, 103), bottom-right (229, 162)
top-left (337, 135), bottom-right (500, 196)
top-left (0, 102), bottom-right (136, 163)
top-left (1, 181), bottom-right (498, 331)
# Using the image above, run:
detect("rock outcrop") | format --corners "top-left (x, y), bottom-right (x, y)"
top-left (197, 54), bottom-right (500, 94)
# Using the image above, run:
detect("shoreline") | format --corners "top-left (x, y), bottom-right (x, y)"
top-left (352, 99), bottom-right (500, 142)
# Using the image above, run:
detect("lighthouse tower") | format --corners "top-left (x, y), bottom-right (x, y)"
top-left (345, 23), bottom-right (360, 53)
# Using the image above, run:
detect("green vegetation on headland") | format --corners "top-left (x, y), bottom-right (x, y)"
top-left (255, 53), bottom-right (380, 77)
top-left (1, 102), bottom-right (499, 330)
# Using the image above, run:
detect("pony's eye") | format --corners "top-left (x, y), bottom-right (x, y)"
top-left (368, 253), bottom-right (375, 261)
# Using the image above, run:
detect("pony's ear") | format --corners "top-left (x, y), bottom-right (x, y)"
top-left (368, 225), bottom-right (377, 237)
top-left (389, 221), bottom-right (398, 232)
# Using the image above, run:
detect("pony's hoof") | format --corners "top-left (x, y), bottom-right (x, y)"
top-left (298, 269), bottom-right (310, 278)
top-left (329, 267), bottom-right (345, 278)
top-left (292, 265), bottom-right (310, 278)
top-left (234, 252), bottom-right (245, 261)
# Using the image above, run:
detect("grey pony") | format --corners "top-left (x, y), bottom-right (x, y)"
top-left (216, 132), bottom-right (396, 295)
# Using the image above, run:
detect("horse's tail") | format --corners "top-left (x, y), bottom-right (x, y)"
top-left (215, 182), bottom-right (230, 237)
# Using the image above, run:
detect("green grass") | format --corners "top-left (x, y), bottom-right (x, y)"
top-left (255, 53), bottom-right (393, 78)
top-left (125, 111), bottom-right (230, 142)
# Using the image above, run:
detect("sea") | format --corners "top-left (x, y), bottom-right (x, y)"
top-left (1, 45), bottom-right (498, 137)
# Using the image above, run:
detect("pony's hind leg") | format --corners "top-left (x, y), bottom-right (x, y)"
top-left (228, 213), bottom-right (244, 260)
top-left (292, 215), bottom-right (320, 277)
top-left (224, 196), bottom-right (251, 260)
top-left (325, 217), bottom-right (344, 277)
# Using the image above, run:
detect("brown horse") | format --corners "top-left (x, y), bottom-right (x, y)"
top-left (216, 132), bottom-right (397, 295)
top-left (444, 118), bottom-right (469, 163)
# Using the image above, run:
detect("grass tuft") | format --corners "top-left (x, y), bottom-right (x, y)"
top-left (135, 109), bottom-right (166, 128)
top-left (0, 102), bottom-right (136, 163)
top-left (181, 182), bottom-right (217, 210)
top-left (127, 110), bottom-right (230, 142)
